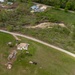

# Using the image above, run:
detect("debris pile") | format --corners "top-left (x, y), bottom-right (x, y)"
top-left (29, 61), bottom-right (37, 65)
top-left (6, 62), bottom-right (12, 70)
top-left (17, 43), bottom-right (29, 50)
top-left (31, 4), bottom-right (47, 13)
top-left (8, 50), bottom-right (17, 61)
top-left (6, 50), bottom-right (17, 69)
top-left (6, 40), bottom-right (30, 69)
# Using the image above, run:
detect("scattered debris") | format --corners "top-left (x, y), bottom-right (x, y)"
top-left (26, 51), bottom-right (32, 56)
top-left (17, 43), bottom-right (29, 50)
top-left (33, 62), bottom-right (37, 65)
top-left (0, 2), bottom-right (18, 10)
top-left (40, 5), bottom-right (47, 11)
top-left (7, 2), bottom-right (13, 5)
top-left (7, 42), bottom-right (12, 45)
top-left (31, 5), bottom-right (39, 10)
top-left (6, 62), bottom-right (12, 70)
top-left (6, 50), bottom-right (17, 70)
top-left (7, 42), bottom-right (13, 47)
top-left (8, 50), bottom-right (17, 61)
top-left (29, 61), bottom-right (37, 65)
top-left (7, 63), bottom-right (12, 69)
top-left (26, 51), bottom-right (29, 54)
top-left (31, 4), bottom-right (47, 13)
top-left (29, 61), bottom-right (33, 64)
top-left (0, 4), bottom-right (5, 7)
top-left (6, 34), bottom-right (31, 70)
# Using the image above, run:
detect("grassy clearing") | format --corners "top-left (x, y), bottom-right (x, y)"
top-left (0, 32), bottom-right (75, 75)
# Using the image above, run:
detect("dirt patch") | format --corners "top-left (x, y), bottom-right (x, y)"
top-left (59, 23), bottom-right (66, 27)
top-left (25, 22), bottom-right (66, 29)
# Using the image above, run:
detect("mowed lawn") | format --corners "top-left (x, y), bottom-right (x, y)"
top-left (0, 32), bottom-right (75, 75)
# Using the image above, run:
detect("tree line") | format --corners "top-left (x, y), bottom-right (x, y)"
top-left (32, 0), bottom-right (75, 11)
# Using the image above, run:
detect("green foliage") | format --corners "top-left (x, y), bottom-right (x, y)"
top-left (65, 1), bottom-right (72, 10)
top-left (64, 7), bottom-right (68, 12)
top-left (6, 25), bottom-right (14, 31)
top-left (0, 10), bottom-right (8, 22)
top-left (33, 0), bottom-right (75, 11)
top-left (54, 5), bottom-right (60, 10)
top-left (21, 26), bottom-right (75, 53)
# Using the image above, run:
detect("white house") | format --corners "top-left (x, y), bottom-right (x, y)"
top-left (0, 0), bottom-right (4, 2)
top-left (17, 43), bottom-right (29, 50)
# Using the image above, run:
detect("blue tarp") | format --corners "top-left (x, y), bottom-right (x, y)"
top-left (31, 5), bottom-right (39, 10)
top-left (31, 5), bottom-right (43, 12)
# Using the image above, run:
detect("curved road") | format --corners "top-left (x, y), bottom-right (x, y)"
top-left (0, 29), bottom-right (75, 57)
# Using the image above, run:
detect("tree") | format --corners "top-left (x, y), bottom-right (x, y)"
top-left (65, 1), bottom-right (72, 10)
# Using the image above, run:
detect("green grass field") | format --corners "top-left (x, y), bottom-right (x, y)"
top-left (0, 32), bottom-right (75, 75)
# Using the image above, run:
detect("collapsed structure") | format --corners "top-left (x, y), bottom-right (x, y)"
top-left (31, 4), bottom-right (47, 13)
top-left (17, 43), bottom-right (29, 50)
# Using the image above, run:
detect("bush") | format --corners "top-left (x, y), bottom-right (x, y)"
top-left (64, 7), bottom-right (68, 12)
top-left (6, 25), bottom-right (14, 31)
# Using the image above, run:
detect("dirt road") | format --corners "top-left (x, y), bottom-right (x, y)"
top-left (0, 29), bottom-right (75, 57)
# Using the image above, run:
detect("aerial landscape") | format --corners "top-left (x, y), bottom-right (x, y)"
top-left (0, 0), bottom-right (75, 75)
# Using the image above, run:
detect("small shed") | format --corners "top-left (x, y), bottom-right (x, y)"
top-left (17, 43), bottom-right (29, 50)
